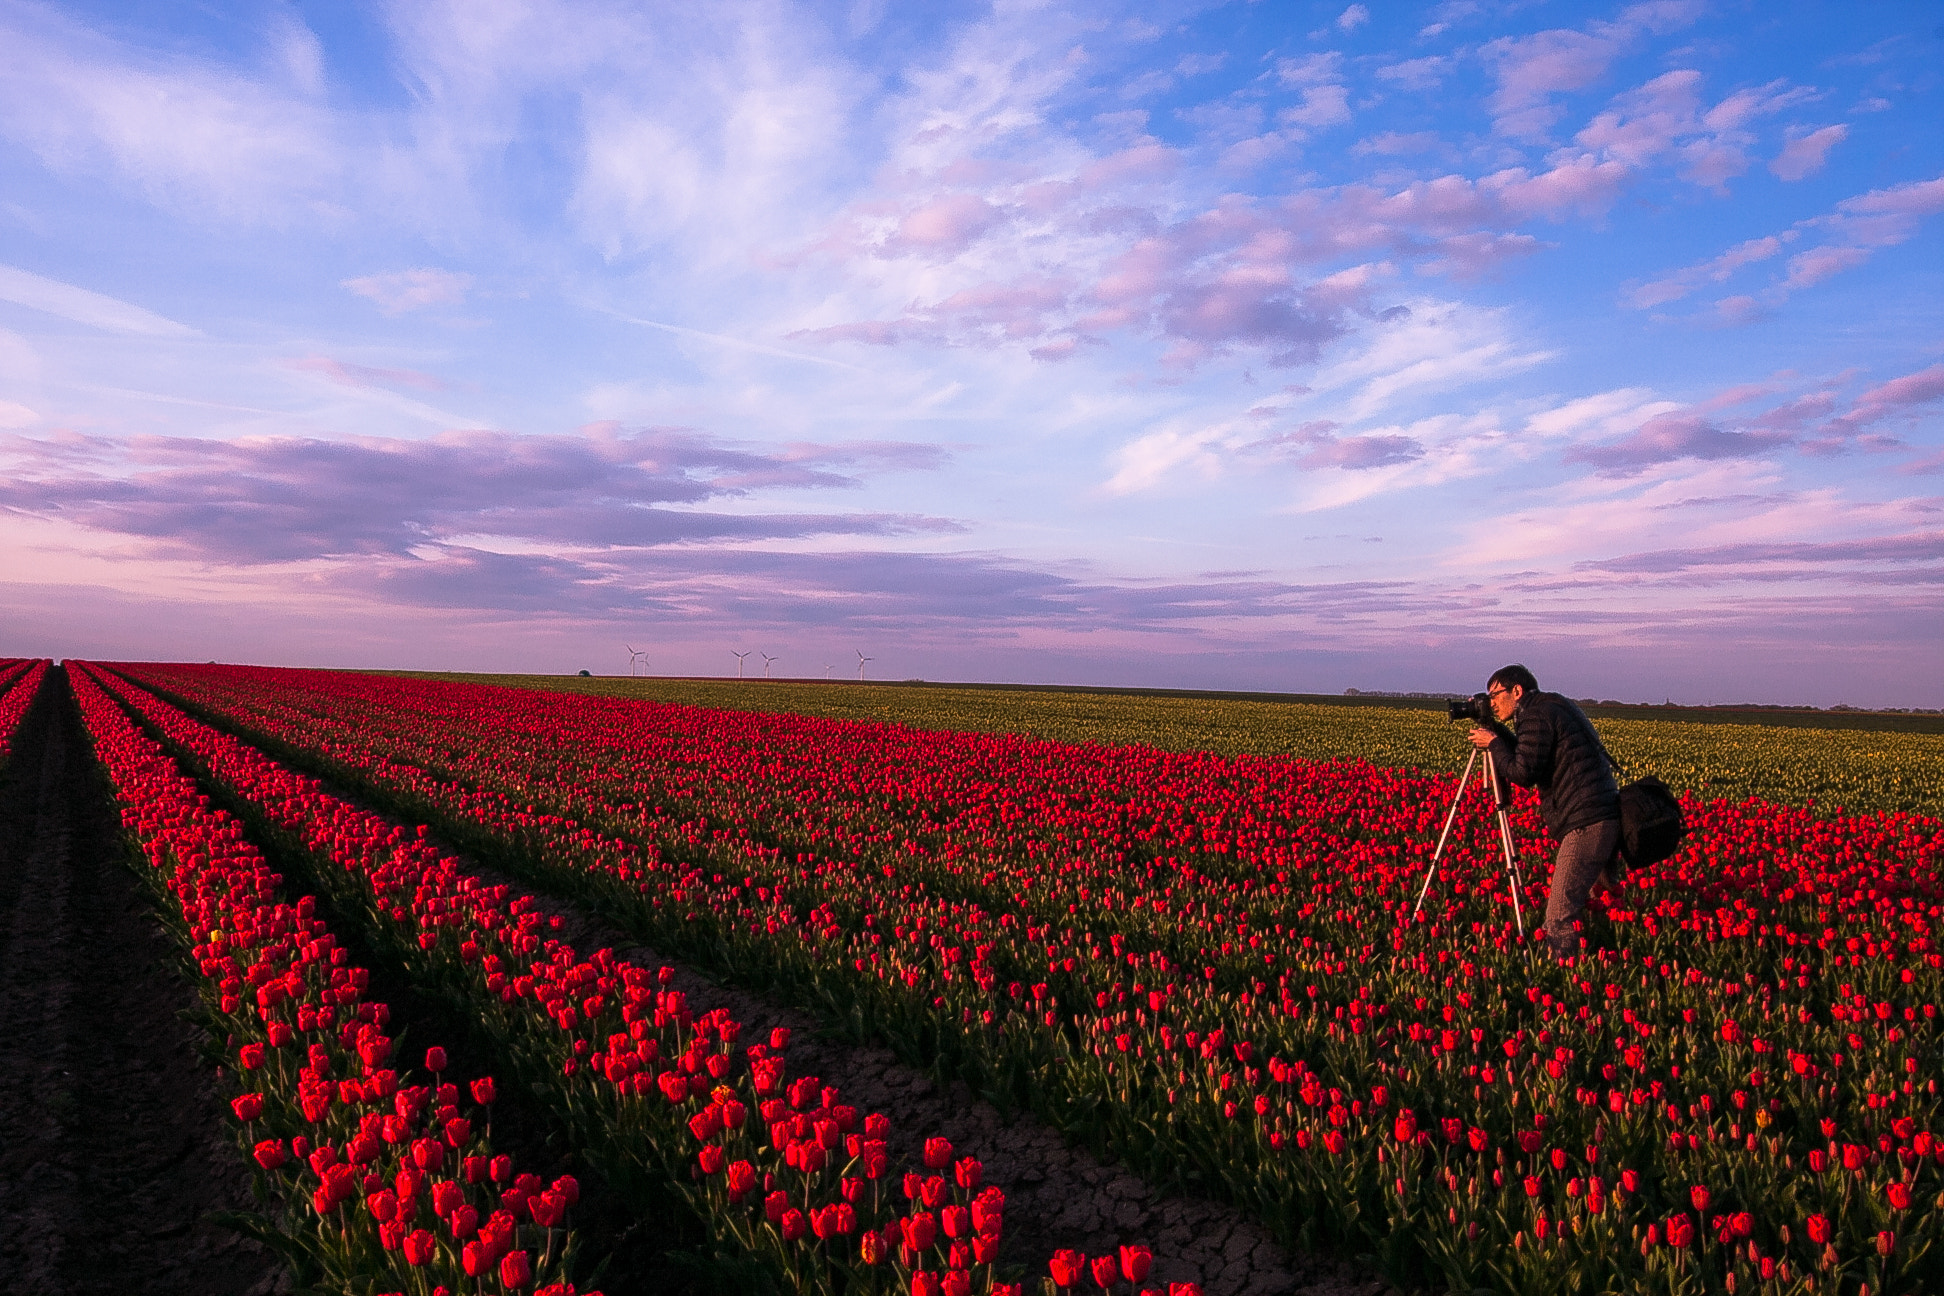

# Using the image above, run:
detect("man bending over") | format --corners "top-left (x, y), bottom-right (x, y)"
top-left (1468, 665), bottom-right (1619, 961)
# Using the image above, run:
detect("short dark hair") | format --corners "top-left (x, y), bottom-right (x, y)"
top-left (1490, 664), bottom-right (1538, 693)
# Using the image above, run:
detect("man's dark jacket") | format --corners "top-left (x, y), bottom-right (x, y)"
top-left (1482, 691), bottom-right (1619, 839)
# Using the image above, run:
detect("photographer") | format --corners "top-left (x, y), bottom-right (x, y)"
top-left (1467, 665), bottom-right (1619, 961)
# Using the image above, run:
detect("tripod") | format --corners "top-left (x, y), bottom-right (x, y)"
top-left (1411, 745), bottom-right (1528, 936)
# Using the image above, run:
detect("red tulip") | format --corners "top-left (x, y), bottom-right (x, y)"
top-left (402, 1229), bottom-right (437, 1265)
top-left (901, 1212), bottom-right (937, 1251)
top-left (1048, 1250), bottom-right (1086, 1288)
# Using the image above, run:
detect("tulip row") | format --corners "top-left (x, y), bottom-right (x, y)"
top-left (115, 663), bottom-right (1944, 1294)
top-left (80, 665), bottom-right (1162, 1296)
top-left (65, 663), bottom-right (597, 1296)
top-left (511, 674), bottom-right (1944, 818)
top-left (0, 657), bottom-right (48, 763)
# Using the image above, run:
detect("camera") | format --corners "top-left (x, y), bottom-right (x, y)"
top-left (1447, 693), bottom-right (1492, 722)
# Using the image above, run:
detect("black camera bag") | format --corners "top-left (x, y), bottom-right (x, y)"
top-left (1616, 774), bottom-right (1686, 869)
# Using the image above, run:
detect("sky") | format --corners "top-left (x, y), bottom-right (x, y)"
top-left (0, 0), bottom-right (1940, 707)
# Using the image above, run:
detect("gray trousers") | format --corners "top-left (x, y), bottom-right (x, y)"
top-left (1544, 820), bottom-right (1620, 957)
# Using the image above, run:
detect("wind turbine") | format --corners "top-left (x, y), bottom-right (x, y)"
top-left (732, 650), bottom-right (751, 678)
top-left (822, 662), bottom-right (834, 679)
top-left (761, 652), bottom-right (777, 679)
top-left (856, 649), bottom-right (874, 681)
top-left (624, 644), bottom-right (649, 676)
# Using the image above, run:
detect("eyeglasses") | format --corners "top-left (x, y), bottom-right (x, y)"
top-left (1487, 686), bottom-right (1511, 699)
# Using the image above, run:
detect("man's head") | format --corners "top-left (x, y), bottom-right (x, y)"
top-left (1487, 664), bottom-right (1538, 722)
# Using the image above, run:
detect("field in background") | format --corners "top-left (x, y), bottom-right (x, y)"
top-left (388, 673), bottom-right (1944, 820)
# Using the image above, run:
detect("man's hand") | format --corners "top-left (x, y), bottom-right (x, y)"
top-left (1468, 726), bottom-right (1497, 749)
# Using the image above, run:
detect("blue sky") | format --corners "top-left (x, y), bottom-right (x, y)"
top-left (1, 0), bottom-right (1940, 705)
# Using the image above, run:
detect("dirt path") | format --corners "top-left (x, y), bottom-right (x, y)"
top-left (0, 668), bottom-right (284, 1296)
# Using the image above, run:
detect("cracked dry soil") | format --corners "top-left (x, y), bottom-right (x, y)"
top-left (0, 667), bottom-right (285, 1296)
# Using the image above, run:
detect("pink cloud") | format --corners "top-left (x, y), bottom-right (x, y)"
top-left (1677, 139), bottom-right (1749, 192)
top-left (1417, 231), bottom-right (1545, 279)
top-left (1779, 245), bottom-right (1870, 291)
top-left (1374, 58), bottom-right (1446, 93)
top-left (1616, 0), bottom-right (1707, 34)
top-left (1702, 79), bottom-right (1818, 132)
top-left (1279, 84), bottom-right (1352, 130)
top-left (1352, 131), bottom-right (1443, 157)
top-left (1483, 28), bottom-right (1628, 140)
top-left (798, 158), bottom-right (1629, 365)
top-left (1565, 410), bottom-right (1792, 472)
top-left (793, 319), bottom-right (908, 346)
top-left (1822, 174), bottom-right (1944, 246)
top-left (1574, 69), bottom-right (1703, 168)
top-left (1626, 174), bottom-right (1943, 317)
top-left (1570, 69), bottom-right (1833, 194)
top-left (341, 268), bottom-right (471, 315)
top-left (1078, 141), bottom-right (1179, 188)
top-left (1625, 233), bottom-right (1794, 308)
top-left (1485, 155), bottom-right (1631, 220)
top-left (1770, 124), bottom-right (1848, 181)
top-left (1711, 295), bottom-right (1768, 327)
top-left (789, 277), bottom-right (1072, 349)
top-left (1273, 53), bottom-right (1353, 131)
top-left (1855, 364), bottom-right (1944, 411)
top-left (1746, 390), bottom-right (1836, 431)
top-left (286, 355), bottom-right (447, 392)
top-left (884, 193), bottom-right (1004, 256)
top-left (0, 425), bottom-right (956, 566)
top-left (1819, 363), bottom-right (1944, 441)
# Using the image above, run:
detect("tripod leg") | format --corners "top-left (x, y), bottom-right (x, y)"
top-left (1497, 808), bottom-right (1525, 938)
top-left (1412, 748), bottom-right (1479, 919)
top-left (1482, 752), bottom-right (1526, 938)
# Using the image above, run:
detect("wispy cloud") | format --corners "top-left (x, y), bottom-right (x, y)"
top-left (342, 269), bottom-right (473, 315)
top-left (1624, 173), bottom-right (1944, 315)
top-left (0, 3), bottom-right (343, 222)
top-left (285, 356), bottom-right (447, 392)
top-left (0, 264), bottom-right (197, 337)
top-left (0, 425), bottom-right (956, 565)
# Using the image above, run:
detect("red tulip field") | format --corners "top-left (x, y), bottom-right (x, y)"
top-left (2, 660), bottom-right (1938, 1296)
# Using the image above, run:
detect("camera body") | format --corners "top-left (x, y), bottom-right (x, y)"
top-left (1447, 693), bottom-right (1492, 722)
